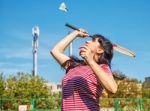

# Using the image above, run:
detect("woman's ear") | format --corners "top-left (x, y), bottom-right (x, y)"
top-left (97, 48), bottom-right (104, 54)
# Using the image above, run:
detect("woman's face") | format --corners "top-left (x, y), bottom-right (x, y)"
top-left (83, 37), bottom-right (103, 55)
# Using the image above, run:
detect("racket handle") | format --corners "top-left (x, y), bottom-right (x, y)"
top-left (65, 23), bottom-right (80, 31)
top-left (65, 23), bottom-right (93, 38)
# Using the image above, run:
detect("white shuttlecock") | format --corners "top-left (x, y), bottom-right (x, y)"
top-left (59, 2), bottom-right (68, 12)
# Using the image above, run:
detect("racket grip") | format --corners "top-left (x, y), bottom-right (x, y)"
top-left (65, 23), bottom-right (93, 38)
top-left (65, 23), bottom-right (80, 31)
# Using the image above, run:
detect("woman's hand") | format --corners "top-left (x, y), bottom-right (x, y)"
top-left (73, 28), bottom-right (89, 38)
top-left (79, 45), bottom-right (94, 63)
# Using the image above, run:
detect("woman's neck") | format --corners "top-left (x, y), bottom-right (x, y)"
top-left (94, 54), bottom-right (101, 63)
top-left (83, 55), bottom-right (101, 65)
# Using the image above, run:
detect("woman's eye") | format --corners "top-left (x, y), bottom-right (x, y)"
top-left (92, 38), bottom-right (95, 41)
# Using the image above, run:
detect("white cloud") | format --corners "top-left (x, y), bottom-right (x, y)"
top-left (38, 47), bottom-right (52, 60)
top-left (0, 47), bottom-right (32, 59)
top-left (0, 62), bottom-right (32, 74)
top-left (0, 67), bottom-right (31, 75)
top-left (4, 30), bottom-right (32, 42)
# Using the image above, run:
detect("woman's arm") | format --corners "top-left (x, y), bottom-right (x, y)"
top-left (50, 30), bottom-right (89, 69)
top-left (79, 45), bottom-right (117, 93)
top-left (88, 61), bottom-right (117, 93)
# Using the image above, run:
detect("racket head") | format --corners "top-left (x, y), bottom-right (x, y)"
top-left (113, 44), bottom-right (136, 58)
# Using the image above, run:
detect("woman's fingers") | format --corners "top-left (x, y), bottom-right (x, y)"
top-left (79, 45), bottom-right (88, 50)
top-left (78, 28), bottom-right (89, 37)
top-left (79, 29), bottom-right (88, 34)
top-left (79, 46), bottom-right (88, 54)
top-left (79, 45), bottom-right (91, 59)
top-left (80, 51), bottom-right (87, 58)
top-left (79, 48), bottom-right (87, 52)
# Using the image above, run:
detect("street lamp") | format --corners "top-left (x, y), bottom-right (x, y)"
top-left (32, 26), bottom-right (40, 76)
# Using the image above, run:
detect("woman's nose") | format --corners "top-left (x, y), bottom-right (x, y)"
top-left (86, 41), bottom-right (90, 44)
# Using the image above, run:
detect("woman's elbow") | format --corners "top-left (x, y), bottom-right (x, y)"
top-left (50, 47), bottom-right (62, 55)
top-left (111, 84), bottom-right (118, 94)
top-left (50, 49), bottom-right (54, 55)
top-left (50, 50), bottom-right (54, 57)
top-left (50, 48), bottom-right (57, 55)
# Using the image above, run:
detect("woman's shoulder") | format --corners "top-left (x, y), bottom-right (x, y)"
top-left (63, 56), bottom-right (85, 73)
top-left (100, 64), bottom-right (112, 75)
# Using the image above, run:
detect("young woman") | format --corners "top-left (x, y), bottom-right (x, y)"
top-left (50, 29), bottom-right (117, 111)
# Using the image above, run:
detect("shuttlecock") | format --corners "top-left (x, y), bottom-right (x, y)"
top-left (59, 2), bottom-right (68, 12)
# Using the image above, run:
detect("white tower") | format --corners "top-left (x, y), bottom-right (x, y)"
top-left (69, 42), bottom-right (73, 56)
top-left (32, 26), bottom-right (39, 76)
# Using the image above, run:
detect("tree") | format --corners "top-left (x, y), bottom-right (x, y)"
top-left (0, 73), bottom-right (5, 110)
top-left (0, 73), bottom-right (5, 96)
top-left (3, 72), bottom-right (50, 99)
top-left (100, 70), bottom-right (143, 109)
top-left (1, 72), bottom-right (51, 110)
top-left (142, 87), bottom-right (150, 98)
top-left (109, 79), bottom-right (142, 98)
top-left (104, 70), bottom-right (142, 98)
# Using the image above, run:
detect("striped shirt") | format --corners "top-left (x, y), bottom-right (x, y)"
top-left (62, 63), bottom-right (112, 111)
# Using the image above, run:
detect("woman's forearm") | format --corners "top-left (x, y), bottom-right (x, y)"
top-left (88, 61), bottom-right (117, 93)
top-left (51, 31), bottom-right (78, 53)
top-left (50, 29), bottom-right (88, 67)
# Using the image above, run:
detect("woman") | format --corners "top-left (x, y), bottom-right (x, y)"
top-left (50, 29), bottom-right (117, 111)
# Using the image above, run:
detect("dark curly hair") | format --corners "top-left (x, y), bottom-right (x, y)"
top-left (92, 34), bottom-right (113, 67)
top-left (62, 34), bottom-right (113, 73)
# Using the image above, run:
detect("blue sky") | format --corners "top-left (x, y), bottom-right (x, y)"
top-left (0, 0), bottom-right (150, 82)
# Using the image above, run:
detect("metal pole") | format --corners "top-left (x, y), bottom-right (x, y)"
top-left (32, 26), bottom-right (39, 76)
top-left (31, 98), bottom-right (35, 111)
top-left (138, 98), bottom-right (143, 111)
top-left (69, 42), bottom-right (73, 56)
top-left (33, 35), bottom-right (38, 76)
top-left (67, 31), bottom-right (73, 56)
top-left (115, 98), bottom-right (119, 111)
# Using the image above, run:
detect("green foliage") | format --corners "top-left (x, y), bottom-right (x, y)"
top-left (100, 98), bottom-right (114, 107)
top-left (107, 71), bottom-right (142, 98)
top-left (142, 88), bottom-right (150, 98)
top-left (0, 71), bottom-right (150, 110)
top-left (2, 72), bottom-right (50, 99)
top-left (0, 73), bottom-right (5, 96)
top-left (110, 79), bottom-right (142, 98)
top-left (0, 72), bottom-right (51, 110)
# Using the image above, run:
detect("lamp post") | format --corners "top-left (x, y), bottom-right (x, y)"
top-left (69, 42), bottom-right (73, 56)
top-left (32, 26), bottom-right (39, 76)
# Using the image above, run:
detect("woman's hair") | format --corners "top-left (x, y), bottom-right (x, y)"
top-left (92, 34), bottom-right (113, 67)
top-left (62, 34), bottom-right (113, 72)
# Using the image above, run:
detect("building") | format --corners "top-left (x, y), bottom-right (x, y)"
top-left (46, 82), bottom-right (62, 94)
top-left (143, 77), bottom-right (150, 89)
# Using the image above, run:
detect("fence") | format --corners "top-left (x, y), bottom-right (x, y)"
top-left (114, 98), bottom-right (150, 111)
top-left (0, 98), bottom-right (150, 111)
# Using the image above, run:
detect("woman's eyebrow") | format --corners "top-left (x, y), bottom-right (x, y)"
top-left (92, 38), bottom-right (95, 41)
top-left (92, 37), bottom-right (98, 41)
